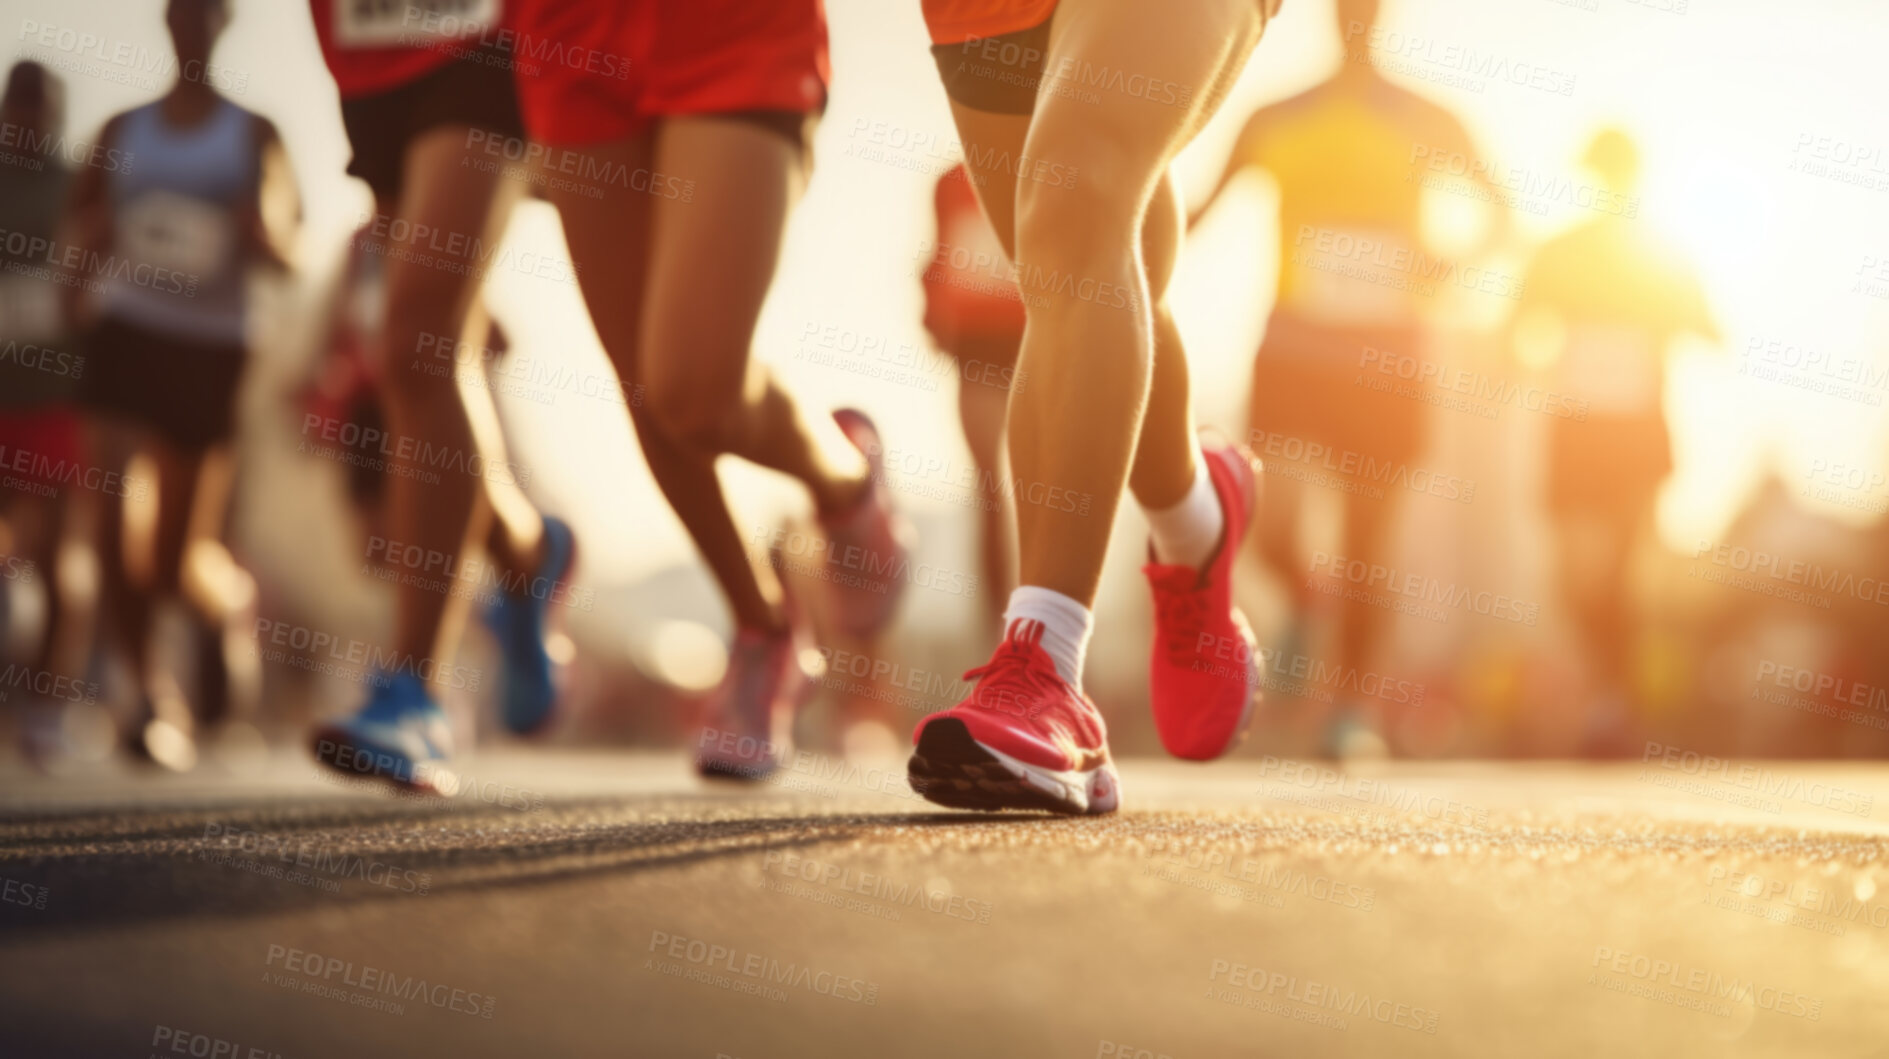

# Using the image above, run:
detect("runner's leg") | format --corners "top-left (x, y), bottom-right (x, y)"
top-left (375, 125), bottom-right (537, 689)
top-left (638, 116), bottom-right (869, 519)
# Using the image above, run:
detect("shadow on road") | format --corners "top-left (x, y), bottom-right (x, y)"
top-left (0, 794), bottom-right (1059, 937)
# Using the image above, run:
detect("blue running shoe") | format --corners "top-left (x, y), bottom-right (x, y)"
top-left (311, 671), bottom-right (457, 794)
top-left (485, 515), bottom-right (577, 734)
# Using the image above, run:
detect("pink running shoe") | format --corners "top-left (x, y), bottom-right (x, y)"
top-left (908, 620), bottom-right (1119, 814)
top-left (694, 624), bottom-right (819, 781)
top-left (1144, 437), bottom-right (1262, 761)
top-left (821, 409), bottom-right (918, 638)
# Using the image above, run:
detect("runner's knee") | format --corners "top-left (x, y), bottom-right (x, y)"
top-left (1013, 126), bottom-right (1146, 277)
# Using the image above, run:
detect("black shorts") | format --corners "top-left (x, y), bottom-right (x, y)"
top-left (930, 14), bottom-right (1055, 116)
top-left (340, 40), bottom-right (524, 202)
top-left (79, 316), bottom-right (246, 451)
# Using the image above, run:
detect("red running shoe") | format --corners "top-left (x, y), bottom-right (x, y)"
top-left (821, 409), bottom-right (918, 638)
top-left (908, 620), bottom-right (1119, 814)
top-left (1143, 437), bottom-right (1262, 761)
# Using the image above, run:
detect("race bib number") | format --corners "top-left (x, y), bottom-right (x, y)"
top-left (119, 190), bottom-right (236, 282)
top-left (333, 0), bottom-right (498, 48)
top-left (1556, 323), bottom-right (1661, 414)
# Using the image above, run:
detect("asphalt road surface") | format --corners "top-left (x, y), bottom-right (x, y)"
top-left (3, 750), bottom-right (1887, 1058)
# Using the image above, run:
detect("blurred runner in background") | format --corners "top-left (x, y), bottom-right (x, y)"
top-left (921, 162), bottom-right (1025, 634)
top-left (0, 62), bottom-right (102, 767)
top-left (62, 0), bottom-right (298, 770)
top-left (1192, 0), bottom-right (1503, 759)
top-left (1512, 127), bottom-right (1718, 754)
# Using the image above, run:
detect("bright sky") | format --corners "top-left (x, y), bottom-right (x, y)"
top-left (22, 0), bottom-right (1889, 588)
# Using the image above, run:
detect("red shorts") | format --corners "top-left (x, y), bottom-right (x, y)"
top-left (513, 0), bottom-right (829, 146)
top-left (921, 0), bottom-right (1057, 45)
top-left (0, 408), bottom-right (84, 492)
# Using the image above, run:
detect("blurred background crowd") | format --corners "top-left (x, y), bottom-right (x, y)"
top-left (3, 0), bottom-right (1888, 775)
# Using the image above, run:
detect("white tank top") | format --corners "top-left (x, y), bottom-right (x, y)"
top-left (99, 98), bottom-right (258, 345)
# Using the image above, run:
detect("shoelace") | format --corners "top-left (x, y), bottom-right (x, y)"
top-left (963, 640), bottom-right (1068, 719)
top-left (1154, 584), bottom-right (1214, 663)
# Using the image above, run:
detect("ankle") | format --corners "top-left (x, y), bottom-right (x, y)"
top-left (1143, 448), bottom-right (1224, 571)
top-left (1001, 586), bottom-right (1093, 687)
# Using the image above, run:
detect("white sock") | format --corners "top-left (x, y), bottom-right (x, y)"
top-left (1143, 447), bottom-right (1224, 570)
top-left (1002, 586), bottom-right (1093, 687)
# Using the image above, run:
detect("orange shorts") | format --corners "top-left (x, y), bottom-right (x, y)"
top-left (921, 0), bottom-right (1057, 46)
top-left (513, 0), bottom-right (829, 146)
